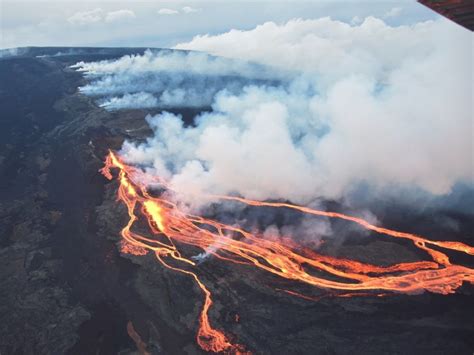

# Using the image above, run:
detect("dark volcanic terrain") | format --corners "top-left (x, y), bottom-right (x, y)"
top-left (0, 47), bottom-right (473, 355)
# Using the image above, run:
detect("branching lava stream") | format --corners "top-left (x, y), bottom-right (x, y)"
top-left (101, 151), bottom-right (474, 354)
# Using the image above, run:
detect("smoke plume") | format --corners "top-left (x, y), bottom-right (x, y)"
top-left (72, 49), bottom-right (283, 109)
top-left (76, 17), bottom-right (473, 208)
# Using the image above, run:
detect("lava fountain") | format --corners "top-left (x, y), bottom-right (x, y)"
top-left (101, 151), bottom-right (474, 354)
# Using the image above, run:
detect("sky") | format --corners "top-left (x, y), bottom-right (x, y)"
top-left (0, 1), bottom-right (442, 49)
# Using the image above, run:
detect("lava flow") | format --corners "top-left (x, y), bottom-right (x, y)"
top-left (101, 151), bottom-right (474, 354)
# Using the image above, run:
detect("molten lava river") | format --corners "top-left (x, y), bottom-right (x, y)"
top-left (101, 151), bottom-right (474, 354)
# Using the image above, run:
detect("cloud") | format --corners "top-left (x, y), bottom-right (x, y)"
top-left (158, 8), bottom-right (179, 15)
top-left (68, 8), bottom-right (136, 25)
top-left (77, 18), bottom-right (473, 206)
top-left (157, 6), bottom-right (199, 16)
top-left (182, 6), bottom-right (200, 14)
top-left (105, 9), bottom-right (136, 23)
top-left (384, 7), bottom-right (403, 19)
top-left (68, 8), bottom-right (103, 25)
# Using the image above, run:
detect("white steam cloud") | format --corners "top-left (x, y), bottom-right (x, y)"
top-left (77, 17), bottom-right (473, 205)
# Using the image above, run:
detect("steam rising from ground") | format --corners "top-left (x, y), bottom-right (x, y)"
top-left (75, 17), bottom-right (473, 207)
top-left (72, 50), bottom-right (282, 109)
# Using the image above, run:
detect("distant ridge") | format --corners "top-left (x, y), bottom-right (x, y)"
top-left (0, 46), bottom-right (169, 59)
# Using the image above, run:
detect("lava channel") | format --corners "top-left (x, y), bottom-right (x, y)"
top-left (101, 150), bottom-right (474, 354)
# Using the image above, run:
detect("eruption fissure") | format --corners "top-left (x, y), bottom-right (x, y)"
top-left (101, 151), bottom-right (474, 354)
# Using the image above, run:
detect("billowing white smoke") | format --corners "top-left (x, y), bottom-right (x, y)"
top-left (72, 49), bottom-right (284, 109)
top-left (77, 17), bottom-right (473, 207)
top-left (174, 17), bottom-right (471, 92)
top-left (118, 17), bottom-right (472, 205)
top-left (98, 89), bottom-right (222, 110)
top-left (73, 49), bottom-right (278, 78)
top-left (99, 92), bottom-right (158, 110)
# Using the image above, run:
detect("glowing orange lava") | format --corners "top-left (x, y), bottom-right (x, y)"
top-left (101, 151), bottom-right (474, 354)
